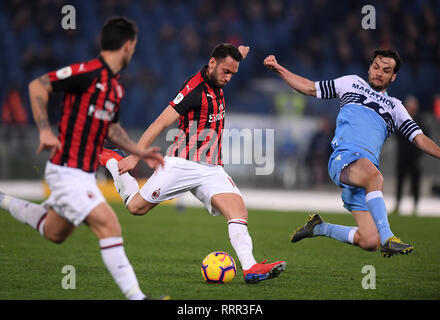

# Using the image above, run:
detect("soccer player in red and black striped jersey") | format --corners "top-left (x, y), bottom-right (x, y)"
top-left (100, 43), bottom-right (286, 283)
top-left (0, 17), bottom-right (167, 300)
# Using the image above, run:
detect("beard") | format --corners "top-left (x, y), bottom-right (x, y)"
top-left (208, 74), bottom-right (223, 88)
top-left (368, 76), bottom-right (391, 92)
top-left (208, 65), bottom-right (226, 88)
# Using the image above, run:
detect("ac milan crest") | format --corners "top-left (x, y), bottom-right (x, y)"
top-left (151, 188), bottom-right (161, 200)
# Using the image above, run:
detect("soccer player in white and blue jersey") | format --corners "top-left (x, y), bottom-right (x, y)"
top-left (264, 49), bottom-right (440, 257)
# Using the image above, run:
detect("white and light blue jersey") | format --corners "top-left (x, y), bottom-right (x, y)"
top-left (315, 75), bottom-right (423, 162)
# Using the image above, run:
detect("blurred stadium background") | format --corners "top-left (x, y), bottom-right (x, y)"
top-left (1, 0), bottom-right (440, 215)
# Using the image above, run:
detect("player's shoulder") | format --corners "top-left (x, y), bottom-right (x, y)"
top-left (388, 95), bottom-right (404, 108)
top-left (72, 58), bottom-right (104, 75)
top-left (337, 74), bottom-right (364, 83)
top-left (183, 70), bottom-right (205, 93)
top-left (52, 58), bottom-right (103, 81)
top-left (328, 74), bottom-right (363, 90)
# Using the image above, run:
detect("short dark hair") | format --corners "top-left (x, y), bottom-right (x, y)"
top-left (371, 48), bottom-right (402, 74)
top-left (210, 43), bottom-right (243, 62)
top-left (100, 17), bottom-right (138, 51)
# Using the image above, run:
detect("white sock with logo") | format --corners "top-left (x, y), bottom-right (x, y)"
top-left (0, 194), bottom-right (47, 236)
top-left (99, 237), bottom-right (146, 300)
top-left (228, 219), bottom-right (257, 270)
top-left (106, 159), bottom-right (139, 206)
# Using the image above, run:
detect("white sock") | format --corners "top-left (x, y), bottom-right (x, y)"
top-left (1, 194), bottom-right (47, 236)
top-left (99, 237), bottom-right (146, 300)
top-left (227, 219), bottom-right (257, 270)
top-left (106, 159), bottom-right (139, 206)
top-left (347, 227), bottom-right (359, 245)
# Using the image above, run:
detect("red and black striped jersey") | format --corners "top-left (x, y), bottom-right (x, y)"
top-left (167, 66), bottom-right (226, 165)
top-left (48, 56), bottom-right (124, 172)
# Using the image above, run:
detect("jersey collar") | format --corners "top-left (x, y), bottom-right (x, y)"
top-left (98, 55), bottom-right (116, 78)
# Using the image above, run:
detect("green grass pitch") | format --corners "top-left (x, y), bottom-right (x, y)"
top-left (1, 202), bottom-right (439, 300)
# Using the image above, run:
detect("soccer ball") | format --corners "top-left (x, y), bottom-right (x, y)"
top-left (201, 251), bottom-right (236, 283)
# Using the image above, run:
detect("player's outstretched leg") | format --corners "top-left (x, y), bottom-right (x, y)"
top-left (340, 159), bottom-right (414, 257)
top-left (99, 148), bottom-right (140, 206)
top-left (290, 213), bottom-right (323, 243)
top-left (0, 191), bottom-right (48, 236)
top-left (291, 213), bottom-right (359, 245)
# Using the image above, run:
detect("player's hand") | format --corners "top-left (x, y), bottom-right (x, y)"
top-left (263, 55), bottom-right (279, 72)
top-left (37, 129), bottom-right (62, 159)
top-left (139, 146), bottom-right (165, 171)
top-left (118, 155), bottom-right (140, 174)
top-left (238, 45), bottom-right (250, 59)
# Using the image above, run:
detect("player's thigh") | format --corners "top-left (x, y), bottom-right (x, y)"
top-left (211, 193), bottom-right (248, 221)
top-left (137, 157), bottom-right (200, 215)
top-left (340, 158), bottom-right (383, 190)
top-left (43, 208), bottom-right (76, 243)
top-left (126, 192), bottom-right (158, 216)
top-left (85, 202), bottom-right (121, 239)
top-left (352, 210), bottom-right (380, 248)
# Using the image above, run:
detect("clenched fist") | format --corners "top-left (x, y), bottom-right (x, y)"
top-left (238, 45), bottom-right (250, 60)
top-left (263, 55), bottom-right (279, 71)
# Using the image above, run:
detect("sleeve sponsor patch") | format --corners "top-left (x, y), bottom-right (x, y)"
top-left (173, 92), bottom-right (184, 105)
top-left (55, 66), bottom-right (73, 80)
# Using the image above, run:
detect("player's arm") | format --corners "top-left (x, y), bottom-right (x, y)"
top-left (28, 74), bottom-right (61, 158)
top-left (412, 133), bottom-right (440, 159)
top-left (264, 55), bottom-right (317, 96)
top-left (107, 122), bottom-right (164, 169)
top-left (117, 105), bottom-right (180, 174)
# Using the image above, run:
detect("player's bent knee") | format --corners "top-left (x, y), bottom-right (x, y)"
top-left (360, 235), bottom-right (380, 251)
top-left (44, 232), bottom-right (68, 244)
top-left (126, 197), bottom-right (155, 216)
top-left (368, 171), bottom-right (384, 190)
top-left (127, 202), bottom-right (148, 216)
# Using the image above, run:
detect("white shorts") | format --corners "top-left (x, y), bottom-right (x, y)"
top-left (139, 156), bottom-right (241, 216)
top-left (41, 162), bottom-right (105, 226)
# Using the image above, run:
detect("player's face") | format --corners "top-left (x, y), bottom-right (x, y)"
top-left (208, 56), bottom-right (239, 88)
top-left (368, 55), bottom-right (397, 92)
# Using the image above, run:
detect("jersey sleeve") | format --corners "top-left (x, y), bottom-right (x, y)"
top-left (395, 102), bottom-right (423, 142)
top-left (48, 63), bottom-right (98, 93)
top-left (314, 75), bottom-right (357, 99)
top-left (169, 82), bottom-right (202, 115)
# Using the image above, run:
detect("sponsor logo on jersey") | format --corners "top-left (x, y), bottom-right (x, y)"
top-left (87, 101), bottom-right (116, 121)
top-left (352, 82), bottom-right (395, 108)
top-left (209, 110), bottom-right (225, 123)
top-left (208, 103), bottom-right (225, 123)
